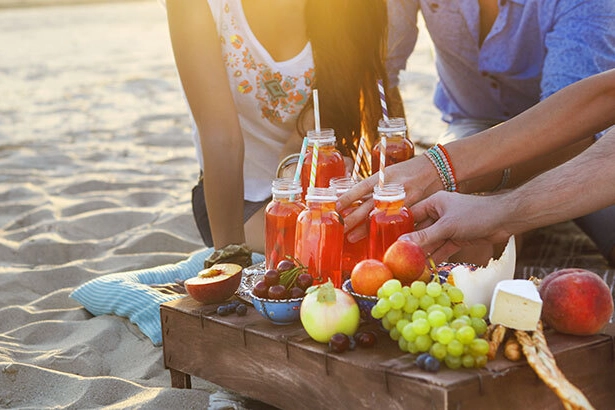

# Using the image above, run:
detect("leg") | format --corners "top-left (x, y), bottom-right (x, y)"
top-left (574, 205), bottom-right (615, 267)
top-left (191, 174), bottom-right (214, 247)
top-left (245, 205), bottom-right (266, 254)
top-left (170, 368), bottom-right (192, 389)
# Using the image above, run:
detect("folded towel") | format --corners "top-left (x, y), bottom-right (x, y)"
top-left (70, 248), bottom-right (265, 346)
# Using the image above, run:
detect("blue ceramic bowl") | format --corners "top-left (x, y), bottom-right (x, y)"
top-left (342, 279), bottom-right (379, 322)
top-left (250, 291), bottom-right (303, 325)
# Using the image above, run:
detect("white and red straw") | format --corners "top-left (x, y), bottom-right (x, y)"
top-left (309, 89), bottom-right (321, 188)
top-left (377, 79), bottom-right (388, 187)
top-left (351, 136), bottom-right (369, 181)
top-left (377, 79), bottom-right (389, 122)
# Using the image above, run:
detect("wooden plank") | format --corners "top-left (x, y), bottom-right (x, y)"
top-left (161, 296), bottom-right (615, 410)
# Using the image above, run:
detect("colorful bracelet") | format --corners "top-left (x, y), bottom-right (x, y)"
top-left (424, 144), bottom-right (458, 192)
top-left (424, 151), bottom-right (450, 190)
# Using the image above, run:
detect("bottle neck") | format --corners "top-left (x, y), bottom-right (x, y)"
top-left (378, 117), bottom-right (408, 141)
top-left (374, 198), bottom-right (405, 210)
top-left (272, 193), bottom-right (302, 202)
top-left (378, 131), bottom-right (407, 141)
top-left (271, 178), bottom-right (302, 201)
top-left (306, 199), bottom-right (337, 212)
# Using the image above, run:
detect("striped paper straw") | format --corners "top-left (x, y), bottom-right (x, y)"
top-left (379, 136), bottom-right (386, 188)
top-left (293, 136), bottom-right (309, 183)
top-left (377, 79), bottom-right (389, 122)
top-left (351, 135), bottom-right (368, 181)
top-left (313, 89), bottom-right (321, 132)
top-left (309, 140), bottom-right (319, 188)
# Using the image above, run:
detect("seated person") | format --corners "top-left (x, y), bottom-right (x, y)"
top-left (380, 0), bottom-right (615, 263)
top-left (164, 0), bottom-right (393, 255)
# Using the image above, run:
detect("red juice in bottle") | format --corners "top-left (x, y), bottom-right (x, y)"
top-left (368, 183), bottom-right (414, 261)
top-left (329, 176), bottom-right (368, 282)
top-left (371, 118), bottom-right (414, 174)
top-left (294, 187), bottom-right (344, 288)
top-left (265, 178), bottom-right (306, 270)
top-left (300, 129), bottom-right (346, 200)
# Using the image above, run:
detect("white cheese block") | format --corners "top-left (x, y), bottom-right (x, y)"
top-left (489, 279), bottom-right (542, 331)
top-left (451, 235), bottom-right (516, 309)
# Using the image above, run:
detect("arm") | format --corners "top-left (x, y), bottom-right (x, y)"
top-left (385, 0), bottom-right (419, 90)
top-left (338, 69), bottom-right (615, 238)
top-left (167, 0), bottom-right (245, 249)
top-left (403, 127), bottom-right (615, 262)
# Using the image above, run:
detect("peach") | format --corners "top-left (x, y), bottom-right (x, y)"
top-left (538, 268), bottom-right (586, 299)
top-left (541, 269), bottom-right (614, 336)
top-left (350, 259), bottom-right (394, 296)
top-left (382, 239), bottom-right (426, 286)
top-left (184, 263), bottom-right (243, 304)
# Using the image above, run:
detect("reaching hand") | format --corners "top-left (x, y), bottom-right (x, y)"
top-left (399, 191), bottom-right (514, 263)
top-left (336, 154), bottom-right (441, 243)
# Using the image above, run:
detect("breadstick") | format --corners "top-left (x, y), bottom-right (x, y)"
top-left (515, 322), bottom-right (595, 410)
top-left (487, 324), bottom-right (506, 360)
top-left (503, 337), bottom-right (522, 361)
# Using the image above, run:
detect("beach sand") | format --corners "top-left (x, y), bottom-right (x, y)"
top-left (0, 1), bottom-right (443, 408)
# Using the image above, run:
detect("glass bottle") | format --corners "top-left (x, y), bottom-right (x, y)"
top-left (300, 128), bottom-right (346, 200)
top-left (329, 176), bottom-right (368, 282)
top-left (264, 178), bottom-right (306, 270)
top-left (294, 187), bottom-right (344, 288)
top-left (368, 183), bottom-right (414, 261)
top-left (371, 117), bottom-right (414, 174)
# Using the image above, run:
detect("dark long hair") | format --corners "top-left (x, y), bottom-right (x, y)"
top-left (299, 0), bottom-right (389, 177)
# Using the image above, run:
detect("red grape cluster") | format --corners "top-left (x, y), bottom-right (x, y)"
top-left (252, 259), bottom-right (313, 300)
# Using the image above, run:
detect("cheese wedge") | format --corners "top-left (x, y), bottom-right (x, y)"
top-left (450, 235), bottom-right (516, 309)
top-left (489, 279), bottom-right (542, 331)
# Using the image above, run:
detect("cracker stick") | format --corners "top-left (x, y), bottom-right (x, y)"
top-left (515, 322), bottom-right (595, 410)
top-left (487, 324), bottom-right (506, 360)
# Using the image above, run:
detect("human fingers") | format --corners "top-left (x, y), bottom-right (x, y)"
top-left (336, 173), bottom-right (377, 211)
top-left (345, 223), bottom-right (369, 244)
top-left (343, 196), bottom-right (374, 234)
top-left (409, 191), bottom-right (451, 227)
top-left (399, 226), bottom-right (446, 257)
top-left (428, 241), bottom-right (462, 264)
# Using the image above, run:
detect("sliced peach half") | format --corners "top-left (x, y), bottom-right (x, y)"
top-left (184, 263), bottom-right (243, 304)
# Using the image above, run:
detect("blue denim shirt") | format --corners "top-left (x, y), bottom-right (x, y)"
top-left (388, 0), bottom-right (615, 123)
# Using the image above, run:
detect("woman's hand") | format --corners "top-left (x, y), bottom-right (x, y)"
top-left (336, 154), bottom-right (442, 242)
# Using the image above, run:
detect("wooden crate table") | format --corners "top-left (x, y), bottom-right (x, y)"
top-left (161, 296), bottom-right (615, 410)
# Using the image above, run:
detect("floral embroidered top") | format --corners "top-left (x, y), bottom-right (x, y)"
top-left (188, 0), bottom-right (314, 201)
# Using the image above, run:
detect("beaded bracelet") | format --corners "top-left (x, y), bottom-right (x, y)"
top-left (424, 144), bottom-right (458, 192)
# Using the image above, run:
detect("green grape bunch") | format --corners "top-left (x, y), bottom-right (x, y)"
top-left (371, 278), bottom-right (490, 370)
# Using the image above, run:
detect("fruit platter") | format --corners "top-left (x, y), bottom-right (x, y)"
top-left (163, 235), bottom-right (615, 410)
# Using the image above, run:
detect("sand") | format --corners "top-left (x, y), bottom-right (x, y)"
top-left (0, 1), bottom-right (443, 408)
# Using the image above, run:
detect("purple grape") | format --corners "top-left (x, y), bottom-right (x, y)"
top-left (328, 333), bottom-right (350, 353)
top-left (264, 269), bottom-right (280, 287)
top-left (252, 280), bottom-right (269, 299)
top-left (235, 304), bottom-right (247, 316)
top-left (295, 273), bottom-right (314, 291)
top-left (267, 284), bottom-right (289, 300)
top-left (424, 356), bottom-right (441, 372)
top-left (416, 353), bottom-right (430, 369)
top-left (355, 331), bottom-right (377, 348)
top-left (276, 259), bottom-right (295, 272)
top-left (289, 286), bottom-right (305, 299)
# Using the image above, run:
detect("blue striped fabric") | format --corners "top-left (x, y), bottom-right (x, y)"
top-left (69, 248), bottom-right (265, 346)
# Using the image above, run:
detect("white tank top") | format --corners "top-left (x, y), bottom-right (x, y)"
top-left (189, 0), bottom-right (315, 201)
